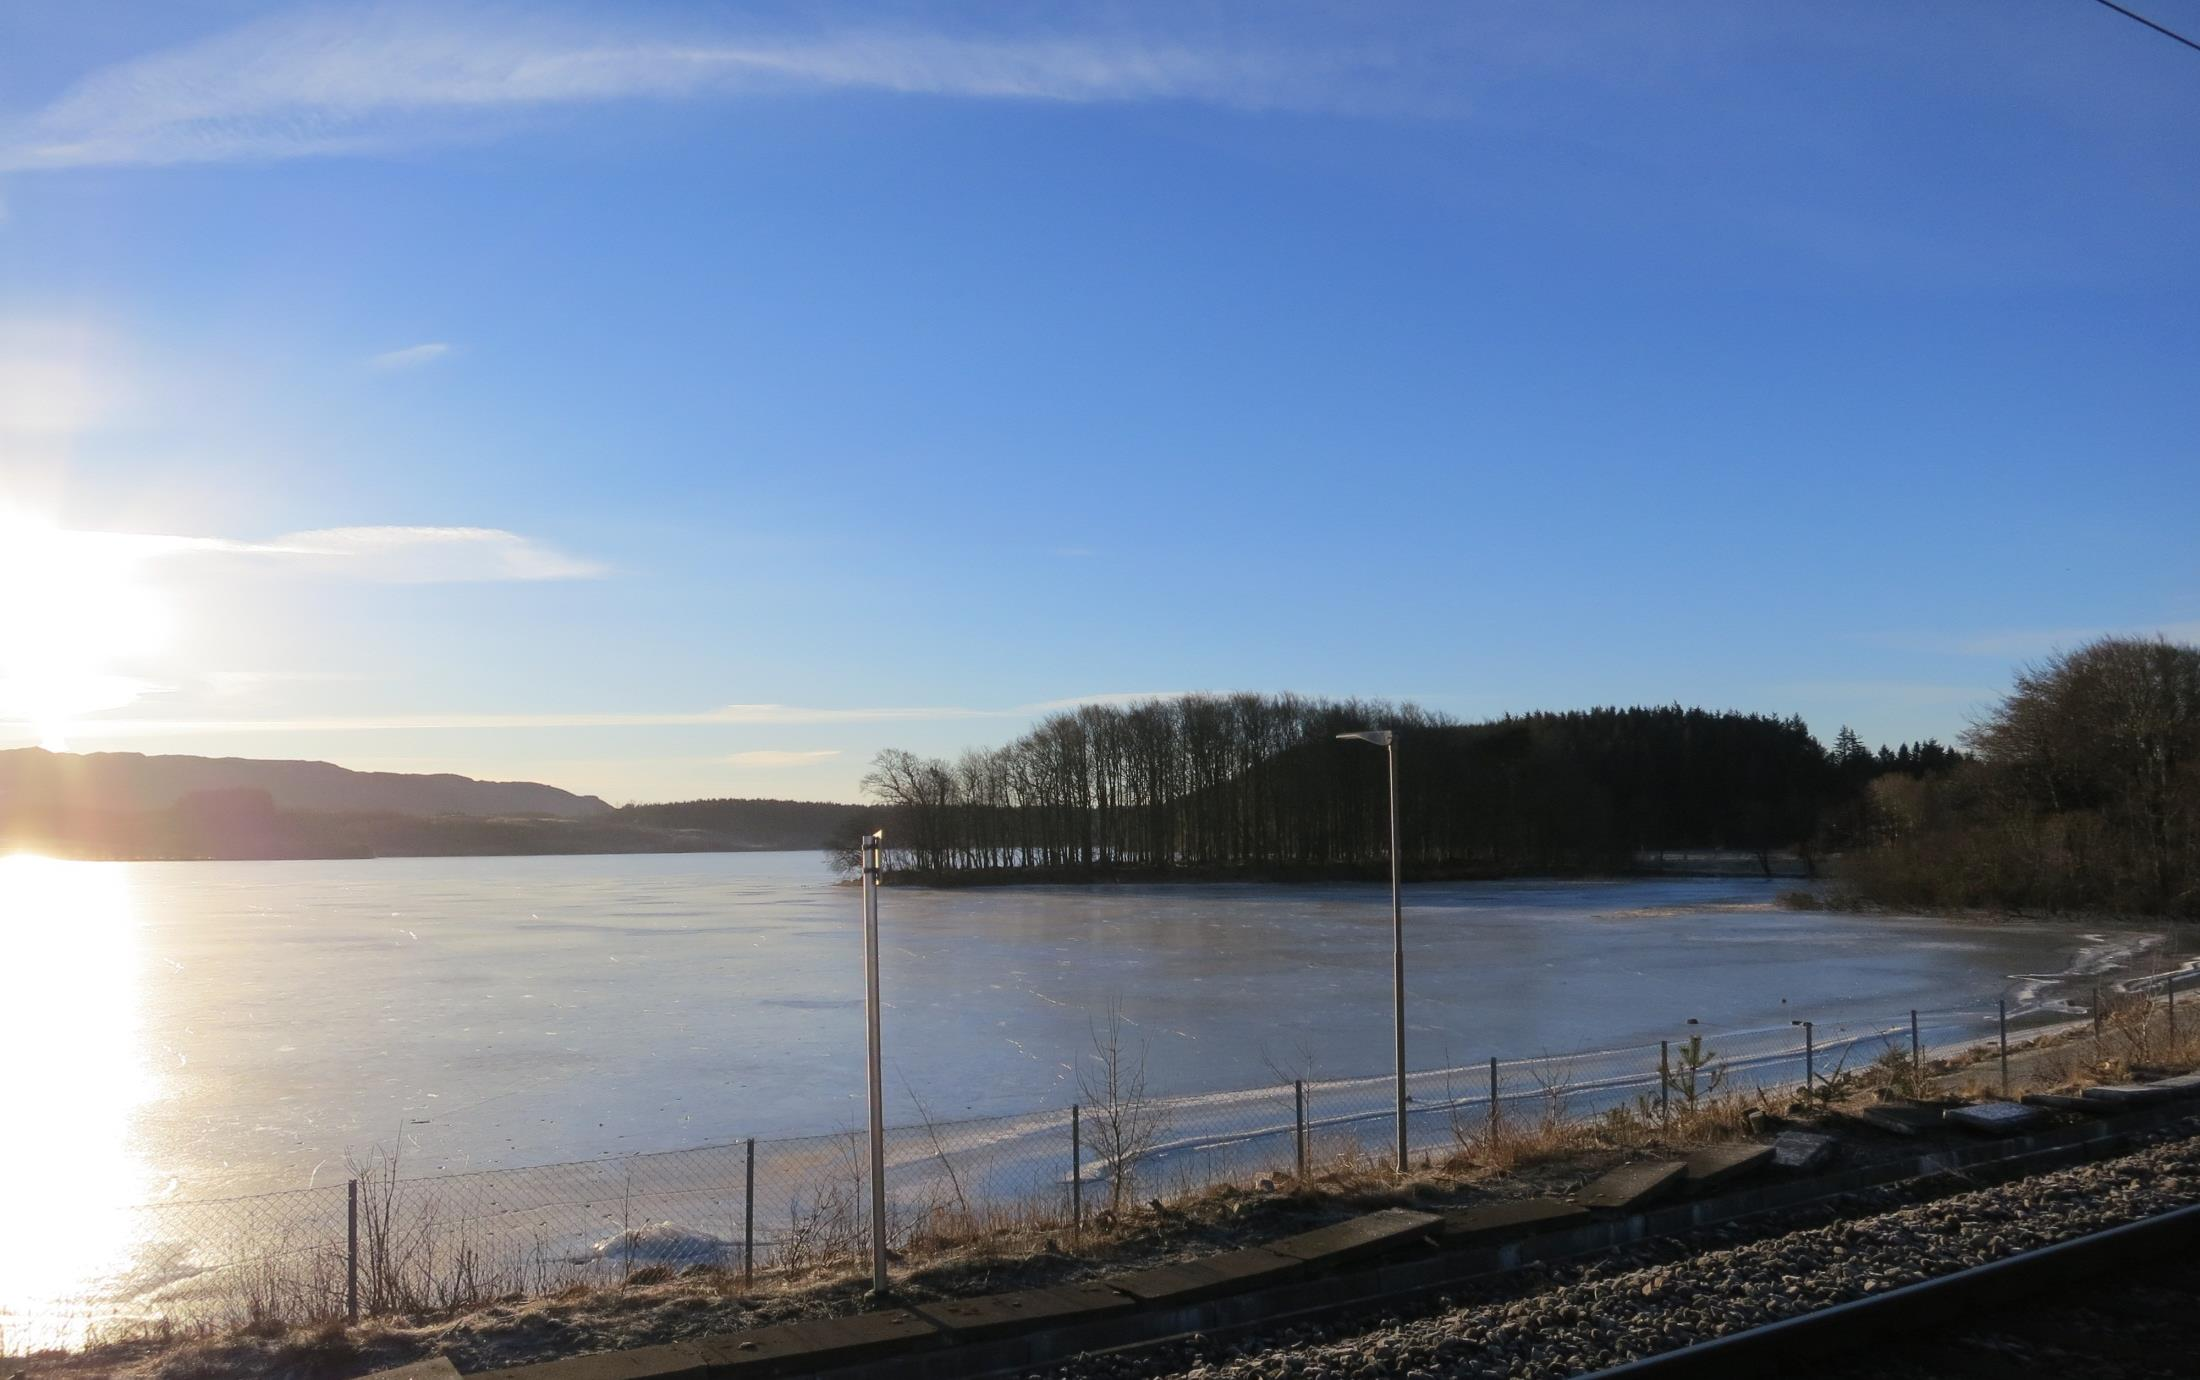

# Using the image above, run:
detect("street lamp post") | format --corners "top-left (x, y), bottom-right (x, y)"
top-left (860, 830), bottom-right (889, 1296)
top-left (1338, 728), bottom-right (1406, 1173)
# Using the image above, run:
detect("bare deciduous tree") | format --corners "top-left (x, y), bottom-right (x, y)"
top-left (1853, 636), bottom-right (2200, 916)
top-left (855, 694), bottom-right (1841, 885)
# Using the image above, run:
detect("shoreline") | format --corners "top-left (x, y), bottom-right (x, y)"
top-left (860, 858), bottom-right (1818, 889)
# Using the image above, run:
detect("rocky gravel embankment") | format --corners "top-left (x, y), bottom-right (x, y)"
top-left (1035, 1130), bottom-right (2200, 1380)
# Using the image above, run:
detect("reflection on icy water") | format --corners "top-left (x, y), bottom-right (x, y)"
top-left (0, 851), bottom-right (2168, 1350)
top-left (0, 856), bottom-right (158, 1351)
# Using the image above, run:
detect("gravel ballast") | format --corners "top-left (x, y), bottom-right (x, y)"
top-left (1034, 1131), bottom-right (2200, 1380)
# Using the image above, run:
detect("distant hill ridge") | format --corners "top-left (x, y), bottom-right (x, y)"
top-left (0, 747), bottom-right (614, 819)
top-left (0, 748), bottom-right (873, 860)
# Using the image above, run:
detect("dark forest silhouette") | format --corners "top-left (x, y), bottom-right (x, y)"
top-left (841, 696), bottom-right (1962, 883)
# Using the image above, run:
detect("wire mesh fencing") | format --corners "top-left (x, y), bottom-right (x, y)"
top-left (0, 993), bottom-right (2115, 1356)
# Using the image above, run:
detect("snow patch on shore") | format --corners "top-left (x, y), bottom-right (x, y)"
top-left (2008, 930), bottom-right (2164, 1010)
top-left (586, 1222), bottom-right (733, 1268)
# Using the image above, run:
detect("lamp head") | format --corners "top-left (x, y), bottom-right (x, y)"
top-left (1336, 729), bottom-right (1394, 747)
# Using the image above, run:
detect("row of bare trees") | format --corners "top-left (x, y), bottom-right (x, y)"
top-left (841, 694), bottom-right (1839, 881)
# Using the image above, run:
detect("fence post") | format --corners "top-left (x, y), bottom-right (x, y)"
top-left (743, 1138), bottom-right (756, 1289)
top-left (1070, 1104), bottom-right (1082, 1237)
top-left (2171, 973), bottom-right (2179, 1047)
top-left (1293, 1081), bottom-right (1307, 1181)
top-left (346, 1178), bottom-right (359, 1323)
top-left (1487, 1056), bottom-right (1499, 1149)
top-left (1658, 1041), bottom-right (1670, 1129)
top-left (1910, 1010), bottom-right (1921, 1086)
top-left (1999, 998), bottom-right (2010, 1097)
top-left (1804, 1023), bottom-right (1814, 1092)
top-left (2095, 983), bottom-right (2105, 1046)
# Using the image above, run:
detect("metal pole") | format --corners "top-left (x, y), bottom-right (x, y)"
top-left (861, 832), bottom-right (889, 1295)
top-left (743, 1138), bottom-right (756, 1288)
top-left (346, 1178), bottom-right (359, 1323)
top-left (1487, 1056), bottom-right (1499, 1149)
top-left (1998, 998), bottom-right (2010, 1098)
top-left (1070, 1104), bottom-right (1082, 1236)
top-left (2095, 983), bottom-right (2105, 1045)
top-left (1804, 1022), bottom-right (1814, 1092)
top-left (1293, 1081), bottom-right (1306, 1181)
top-left (1659, 1041), bottom-right (1670, 1128)
top-left (1910, 1010), bottom-right (1921, 1086)
top-left (2171, 973), bottom-right (2179, 1047)
top-left (1388, 737), bottom-right (1406, 1175)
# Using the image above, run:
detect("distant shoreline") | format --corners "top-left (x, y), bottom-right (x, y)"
top-left (851, 857), bottom-right (1819, 888)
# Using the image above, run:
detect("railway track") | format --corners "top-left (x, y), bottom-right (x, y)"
top-left (1584, 1201), bottom-right (2200, 1379)
top-left (1029, 1122), bottom-right (2200, 1380)
top-left (1792, 1240), bottom-right (2200, 1379)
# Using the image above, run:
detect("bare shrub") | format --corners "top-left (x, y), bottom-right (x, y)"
top-left (1798, 1039), bottom-right (1864, 1108)
top-left (1078, 1002), bottom-right (1167, 1217)
top-left (900, 1076), bottom-right (973, 1225)
top-left (1868, 1041), bottom-right (1929, 1101)
top-left (777, 1131), bottom-right (869, 1276)
top-left (2107, 987), bottom-right (2161, 1068)
top-left (1443, 1061), bottom-right (1497, 1160)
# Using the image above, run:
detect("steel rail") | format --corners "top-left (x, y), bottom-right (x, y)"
top-left (1576, 1200), bottom-right (2200, 1379)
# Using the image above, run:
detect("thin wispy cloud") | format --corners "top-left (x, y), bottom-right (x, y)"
top-left (69, 704), bottom-right (987, 737)
top-left (202, 670), bottom-right (363, 697)
top-left (0, 319), bottom-right (110, 439)
top-left (369, 342), bottom-right (452, 370)
top-left (273, 526), bottom-right (606, 581)
top-left (1952, 620), bottom-right (2200, 659)
top-left (0, 673), bottom-right (166, 727)
top-left (728, 749), bottom-right (843, 767)
top-left (0, 522), bottom-right (607, 733)
top-left (68, 523), bottom-right (606, 582)
top-left (59, 692), bottom-right (1198, 738)
top-left (0, 4), bottom-right (1409, 173)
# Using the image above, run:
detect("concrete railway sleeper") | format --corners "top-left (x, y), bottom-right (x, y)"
top-left (390, 1107), bottom-right (2200, 1380)
top-left (1054, 1130), bottom-right (2200, 1380)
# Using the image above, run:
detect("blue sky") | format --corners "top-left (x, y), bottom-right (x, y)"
top-left (1, 1), bottom-right (2195, 803)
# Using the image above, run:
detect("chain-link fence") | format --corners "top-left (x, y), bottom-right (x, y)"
top-left (9, 984), bottom-right (2185, 1357)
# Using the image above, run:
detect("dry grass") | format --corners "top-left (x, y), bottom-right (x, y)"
top-left (1900, 983), bottom-right (2200, 1104)
top-left (1436, 1085), bottom-right (1757, 1182)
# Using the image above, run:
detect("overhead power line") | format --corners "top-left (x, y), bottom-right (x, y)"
top-left (2088, 0), bottom-right (2200, 55)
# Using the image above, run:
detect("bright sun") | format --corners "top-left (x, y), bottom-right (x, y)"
top-left (0, 509), bottom-right (173, 750)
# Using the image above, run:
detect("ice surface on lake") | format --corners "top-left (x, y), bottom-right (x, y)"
top-left (0, 851), bottom-right (2166, 1352)
top-left (16, 852), bottom-right (2161, 1204)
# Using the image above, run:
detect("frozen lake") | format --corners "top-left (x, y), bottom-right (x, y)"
top-left (0, 849), bottom-right (2170, 1349)
top-left (3, 850), bottom-right (2159, 1207)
